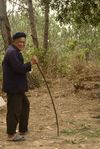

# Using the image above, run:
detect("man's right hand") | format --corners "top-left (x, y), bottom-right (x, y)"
top-left (31, 55), bottom-right (38, 65)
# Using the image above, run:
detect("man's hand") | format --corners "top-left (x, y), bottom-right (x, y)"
top-left (31, 55), bottom-right (38, 65)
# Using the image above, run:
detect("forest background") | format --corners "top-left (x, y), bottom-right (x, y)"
top-left (0, 0), bottom-right (100, 89)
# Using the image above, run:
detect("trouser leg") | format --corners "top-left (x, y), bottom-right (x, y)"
top-left (19, 94), bottom-right (30, 133)
top-left (6, 93), bottom-right (23, 135)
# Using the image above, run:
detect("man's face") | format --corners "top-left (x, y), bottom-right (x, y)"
top-left (13, 37), bottom-right (26, 50)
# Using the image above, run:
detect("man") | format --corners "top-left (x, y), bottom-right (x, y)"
top-left (2, 32), bottom-right (38, 141)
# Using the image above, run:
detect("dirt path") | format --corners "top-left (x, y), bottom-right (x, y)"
top-left (0, 78), bottom-right (100, 149)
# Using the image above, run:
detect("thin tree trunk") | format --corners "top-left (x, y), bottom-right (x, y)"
top-left (43, 2), bottom-right (49, 51)
top-left (0, 0), bottom-right (11, 49)
top-left (27, 0), bottom-right (39, 49)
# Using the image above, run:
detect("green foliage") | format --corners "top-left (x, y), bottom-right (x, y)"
top-left (51, 0), bottom-right (100, 26)
top-left (0, 3), bottom-right (100, 80)
top-left (39, 0), bottom-right (51, 7)
top-left (67, 40), bottom-right (77, 51)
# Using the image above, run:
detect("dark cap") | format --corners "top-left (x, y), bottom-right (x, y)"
top-left (12, 32), bottom-right (26, 40)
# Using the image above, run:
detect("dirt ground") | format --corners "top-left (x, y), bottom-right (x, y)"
top-left (0, 78), bottom-right (100, 149)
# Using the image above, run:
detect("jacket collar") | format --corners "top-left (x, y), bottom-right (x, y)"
top-left (12, 44), bottom-right (21, 52)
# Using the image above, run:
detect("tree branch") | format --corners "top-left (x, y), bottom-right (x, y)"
top-left (8, 0), bottom-right (28, 10)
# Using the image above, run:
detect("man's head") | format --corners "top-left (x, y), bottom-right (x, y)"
top-left (12, 32), bottom-right (26, 50)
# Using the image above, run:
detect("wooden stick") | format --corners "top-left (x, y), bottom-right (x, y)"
top-left (36, 63), bottom-right (60, 136)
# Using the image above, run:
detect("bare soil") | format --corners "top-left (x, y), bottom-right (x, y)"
top-left (0, 78), bottom-right (100, 149)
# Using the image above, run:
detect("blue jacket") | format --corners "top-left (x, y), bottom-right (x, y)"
top-left (2, 45), bottom-right (31, 93)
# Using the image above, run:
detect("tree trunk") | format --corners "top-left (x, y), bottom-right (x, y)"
top-left (27, 0), bottom-right (39, 49)
top-left (0, 0), bottom-right (11, 49)
top-left (43, 2), bottom-right (49, 51)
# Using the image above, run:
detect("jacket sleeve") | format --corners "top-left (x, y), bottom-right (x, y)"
top-left (8, 50), bottom-right (32, 74)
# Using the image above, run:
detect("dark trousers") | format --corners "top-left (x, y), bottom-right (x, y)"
top-left (6, 93), bottom-right (30, 135)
